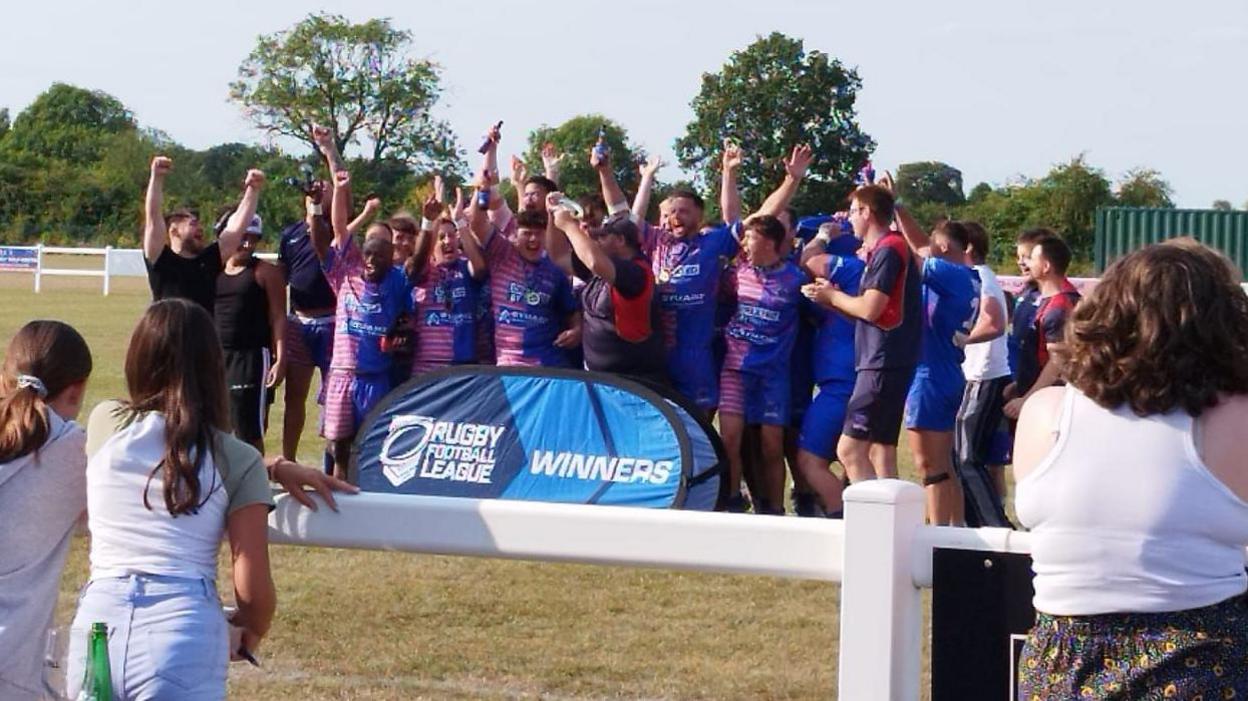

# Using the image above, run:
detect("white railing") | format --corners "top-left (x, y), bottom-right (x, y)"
top-left (267, 479), bottom-right (1027, 701)
top-left (0, 244), bottom-right (278, 295)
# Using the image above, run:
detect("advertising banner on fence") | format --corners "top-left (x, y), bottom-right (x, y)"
top-left (0, 246), bottom-right (37, 271)
top-left (351, 367), bottom-right (724, 510)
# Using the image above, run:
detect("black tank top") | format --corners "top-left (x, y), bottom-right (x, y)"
top-left (215, 258), bottom-right (272, 350)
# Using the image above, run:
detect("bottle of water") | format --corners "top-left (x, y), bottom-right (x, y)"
top-left (75, 622), bottom-right (112, 700)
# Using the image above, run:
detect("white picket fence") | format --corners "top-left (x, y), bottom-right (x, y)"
top-left (267, 479), bottom-right (1032, 701)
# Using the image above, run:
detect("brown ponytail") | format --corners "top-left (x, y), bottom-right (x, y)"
top-left (123, 299), bottom-right (230, 516)
top-left (0, 321), bottom-right (93, 463)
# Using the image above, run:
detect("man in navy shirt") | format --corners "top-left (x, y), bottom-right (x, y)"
top-left (805, 185), bottom-right (921, 483)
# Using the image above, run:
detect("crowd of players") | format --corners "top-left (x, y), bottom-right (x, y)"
top-left (142, 123), bottom-right (1080, 524)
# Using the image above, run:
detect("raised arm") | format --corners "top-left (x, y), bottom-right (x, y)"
top-left (541, 142), bottom-right (564, 186)
top-left (143, 156), bottom-right (172, 261)
top-left (219, 169), bottom-right (265, 262)
top-left (331, 169), bottom-right (353, 249)
top-left (879, 171), bottom-right (931, 256)
top-left (509, 154), bottom-right (529, 212)
top-left (306, 187), bottom-right (332, 262)
top-left (756, 144), bottom-right (813, 218)
top-left (593, 148), bottom-right (628, 216)
top-left (632, 154), bottom-right (663, 223)
top-left (348, 196), bottom-right (381, 236)
top-left (549, 193), bottom-right (612, 282)
top-left (451, 187), bottom-right (487, 280)
top-left (720, 141), bottom-right (743, 225)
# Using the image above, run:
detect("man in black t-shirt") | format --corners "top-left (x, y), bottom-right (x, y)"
top-left (548, 197), bottom-right (666, 387)
top-left (142, 155), bottom-right (264, 315)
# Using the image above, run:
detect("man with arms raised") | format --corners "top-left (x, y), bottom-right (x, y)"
top-left (143, 156), bottom-right (263, 315)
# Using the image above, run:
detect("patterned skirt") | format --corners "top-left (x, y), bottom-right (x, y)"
top-left (1018, 594), bottom-right (1248, 700)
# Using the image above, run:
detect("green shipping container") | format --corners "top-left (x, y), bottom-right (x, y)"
top-left (1094, 207), bottom-right (1248, 274)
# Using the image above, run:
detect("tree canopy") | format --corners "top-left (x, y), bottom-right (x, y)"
top-left (676, 32), bottom-right (872, 215)
top-left (229, 13), bottom-right (462, 175)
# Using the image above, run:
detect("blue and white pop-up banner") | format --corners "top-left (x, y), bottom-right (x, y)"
top-left (352, 367), bottom-right (722, 510)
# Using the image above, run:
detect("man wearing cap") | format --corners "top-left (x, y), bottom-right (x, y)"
top-left (547, 195), bottom-right (666, 387)
top-left (142, 155), bottom-right (265, 315)
top-left (215, 213), bottom-right (287, 453)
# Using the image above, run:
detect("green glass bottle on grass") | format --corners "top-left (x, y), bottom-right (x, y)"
top-left (76, 622), bottom-right (112, 701)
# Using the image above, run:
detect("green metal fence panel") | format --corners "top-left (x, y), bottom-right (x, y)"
top-left (1095, 207), bottom-right (1248, 274)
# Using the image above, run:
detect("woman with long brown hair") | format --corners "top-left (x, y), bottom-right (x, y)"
top-left (0, 321), bottom-right (92, 700)
top-left (1014, 239), bottom-right (1248, 698)
top-left (66, 299), bottom-right (275, 700)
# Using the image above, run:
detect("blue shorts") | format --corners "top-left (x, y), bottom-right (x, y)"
top-left (719, 367), bottom-right (790, 425)
top-left (798, 380), bottom-right (855, 459)
top-left (904, 370), bottom-right (965, 432)
top-left (324, 370), bottom-right (392, 441)
top-left (669, 347), bottom-right (720, 411)
top-left (286, 313), bottom-right (334, 371)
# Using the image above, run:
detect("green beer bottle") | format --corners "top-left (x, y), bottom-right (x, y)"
top-left (76, 622), bottom-right (112, 701)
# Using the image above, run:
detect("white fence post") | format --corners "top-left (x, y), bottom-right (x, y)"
top-left (103, 245), bottom-right (112, 295)
top-left (838, 479), bottom-right (925, 701)
top-left (34, 243), bottom-right (43, 293)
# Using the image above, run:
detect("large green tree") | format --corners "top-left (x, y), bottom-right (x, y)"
top-left (4, 83), bottom-right (135, 164)
top-left (676, 32), bottom-right (872, 214)
top-left (895, 161), bottom-right (964, 207)
top-left (519, 115), bottom-right (644, 202)
top-left (230, 13), bottom-right (462, 173)
top-left (1114, 168), bottom-right (1174, 208)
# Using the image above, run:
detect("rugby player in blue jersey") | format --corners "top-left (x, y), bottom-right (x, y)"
top-left (798, 217), bottom-right (865, 517)
top-left (887, 177), bottom-right (981, 525)
top-left (807, 184), bottom-right (922, 483)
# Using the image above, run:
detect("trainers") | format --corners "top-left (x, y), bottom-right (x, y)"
top-left (724, 493), bottom-right (752, 513)
top-left (793, 491), bottom-right (825, 518)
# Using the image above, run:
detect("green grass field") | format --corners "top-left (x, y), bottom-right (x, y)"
top-left (2, 267), bottom-right (935, 700)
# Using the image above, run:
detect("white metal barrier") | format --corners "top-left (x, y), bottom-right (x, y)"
top-left (267, 479), bottom-right (1029, 700)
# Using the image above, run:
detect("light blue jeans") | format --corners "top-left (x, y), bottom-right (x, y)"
top-left (66, 574), bottom-right (228, 701)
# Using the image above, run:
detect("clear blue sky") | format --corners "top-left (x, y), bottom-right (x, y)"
top-left (2, 0), bottom-right (1245, 207)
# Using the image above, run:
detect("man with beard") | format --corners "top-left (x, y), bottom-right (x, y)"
top-left (142, 156), bottom-right (263, 315)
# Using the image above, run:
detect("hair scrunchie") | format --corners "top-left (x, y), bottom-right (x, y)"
top-left (15, 374), bottom-right (48, 398)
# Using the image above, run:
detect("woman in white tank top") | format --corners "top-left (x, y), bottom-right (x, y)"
top-left (1014, 239), bottom-right (1248, 699)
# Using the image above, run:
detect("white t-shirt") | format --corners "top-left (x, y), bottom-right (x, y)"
top-left (85, 402), bottom-right (272, 582)
top-left (961, 265), bottom-right (1010, 381)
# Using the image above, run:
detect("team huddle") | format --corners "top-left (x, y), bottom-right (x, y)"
top-left (143, 122), bottom-right (1079, 524)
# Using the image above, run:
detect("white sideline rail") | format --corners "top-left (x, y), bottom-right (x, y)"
top-left (268, 491), bottom-right (845, 582)
top-left (266, 480), bottom-right (1023, 700)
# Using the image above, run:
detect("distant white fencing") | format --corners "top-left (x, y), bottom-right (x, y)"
top-left (267, 480), bottom-right (1030, 701)
top-left (0, 244), bottom-right (276, 295)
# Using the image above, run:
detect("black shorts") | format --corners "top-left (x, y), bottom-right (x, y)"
top-left (224, 348), bottom-right (272, 442)
top-left (842, 366), bottom-right (915, 446)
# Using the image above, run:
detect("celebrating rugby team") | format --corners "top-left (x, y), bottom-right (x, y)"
top-left (140, 121), bottom-right (1081, 526)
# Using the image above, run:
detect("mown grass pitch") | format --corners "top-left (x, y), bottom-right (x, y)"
top-left (3, 269), bottom-right (934, 699)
